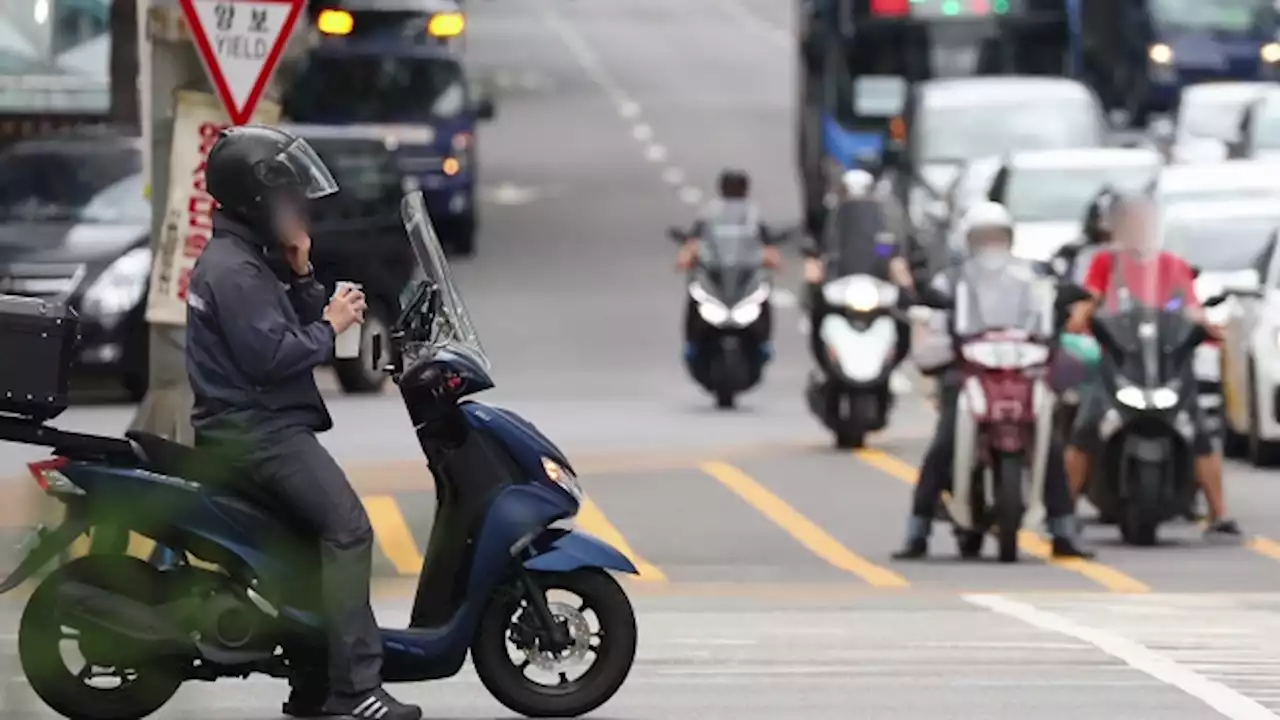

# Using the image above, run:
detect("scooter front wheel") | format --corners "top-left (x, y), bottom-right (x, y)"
top-left (472, 568), bottom-right (637, 717)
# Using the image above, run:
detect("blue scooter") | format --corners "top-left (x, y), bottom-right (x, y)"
top-left (0, 192), bottom-right (639, 720)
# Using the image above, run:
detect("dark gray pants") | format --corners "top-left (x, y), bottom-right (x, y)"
top-left (248, 432), bottom-right (383, 696)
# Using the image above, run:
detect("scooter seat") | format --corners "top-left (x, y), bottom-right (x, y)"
top-left (125, 431), bottom-right (289, 516)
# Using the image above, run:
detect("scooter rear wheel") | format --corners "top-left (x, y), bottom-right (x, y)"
top-left (472, 568), bottom-right (637, 717)
top-left (19, 556), bottom-right (182, 720)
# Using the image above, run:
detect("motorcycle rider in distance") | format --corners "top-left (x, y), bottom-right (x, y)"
top-left (676, 168), bottom-right (781, 357)
top-left (802, 169), bottom-right (912, 371)
top-left (892, 201), bottom-right (1094, 560)
top-left (1064, 192), bottom-right (1241, 539)
top-left (188, 125), bottom-right (421, 720)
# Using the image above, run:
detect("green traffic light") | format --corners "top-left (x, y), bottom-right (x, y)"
top-left (942, 0), bottom-right (960, 14)
top-left (992, 0), bottom-right (1009, 12)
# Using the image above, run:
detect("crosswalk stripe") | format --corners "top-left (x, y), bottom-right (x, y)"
top-left (575, 495), bottom-right (667, 582)
top-left (698, 460), bottom-right (909, 588)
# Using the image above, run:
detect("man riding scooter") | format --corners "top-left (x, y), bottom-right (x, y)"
top-left (1063, 192), bottom-right (1241, 539)
top-left (891, 201), bottom-right (1094, 560)
top-left (800, 169), bottom-right (912, 444)
top-left (676, 168), bottom-right (781, 359)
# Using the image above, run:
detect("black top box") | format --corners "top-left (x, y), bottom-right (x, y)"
top-left (0, 294), bottom-right (80, 422)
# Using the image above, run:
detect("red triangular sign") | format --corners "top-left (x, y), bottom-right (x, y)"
top-left (179, 0), bottom-right (305, 125)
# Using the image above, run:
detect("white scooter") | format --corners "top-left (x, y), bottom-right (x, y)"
top-left (806, 273), bottom-right (903, 448)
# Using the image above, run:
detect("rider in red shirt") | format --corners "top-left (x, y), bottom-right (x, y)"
top-left (1064, 193), bottom-right (1239, 539)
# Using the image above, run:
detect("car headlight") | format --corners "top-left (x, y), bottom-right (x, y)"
top-left (844, 277), bottom-right (881, 312)
top-left (81, 246), bottom-right (152, 328)
top-left (1150, 387), bottom-right (1179, 410)
top-left (541, 457), bottom-right (582, 501)
top-left (1115, 385), bottom-right (1147, 409)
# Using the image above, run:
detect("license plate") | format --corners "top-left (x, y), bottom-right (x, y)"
top-left (1130, 438), bottom-right (1168, 462)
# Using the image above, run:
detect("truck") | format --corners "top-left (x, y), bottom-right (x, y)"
top-left (796, 0), bottom-right (1080, 234)
top-left (292, 0), bottom-right (494, 256)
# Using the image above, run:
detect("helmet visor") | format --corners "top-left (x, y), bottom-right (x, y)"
top-left (258, 138), bottom-right (340, 199)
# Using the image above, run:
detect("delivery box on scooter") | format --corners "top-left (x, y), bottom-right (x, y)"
top-left (0, 293), bottom-right (79, 422)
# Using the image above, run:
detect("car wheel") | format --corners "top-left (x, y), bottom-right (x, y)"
top-left (334, 303), bottom-right (390, 394)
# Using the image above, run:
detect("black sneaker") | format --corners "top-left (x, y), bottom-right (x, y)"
top-left (1051, 536), bottom-right (1095, 559)
top-left (321, 688), bottom-right (421, 720)
top-left (892, 538), bottom-right (928, 560)
top-left (1205, 518), bottom-right (1243, 540)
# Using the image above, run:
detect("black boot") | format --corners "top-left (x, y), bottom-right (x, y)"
top-left (321, 688), bottom-right (422, 720)
top-left (891, 516), bottom-right (931, 560)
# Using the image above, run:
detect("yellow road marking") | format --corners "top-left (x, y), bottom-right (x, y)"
top-left (362, 495), bottom-right (425, 575)
top-left (698, 461), bottom-right (909, 588)
top-left (1248, 535), bottom-right (1280, 560)
top-left (575, 496), bottom-right (667, 582)
top-left (853, 448), bottom-right (1151, 594)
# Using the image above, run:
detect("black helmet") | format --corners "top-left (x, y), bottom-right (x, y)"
top-left (206, 125), bottom-right (338, 238)
top-left (1082, 185), bottom-right (1119, 244)
top-left (718, 168), bottom-right (750, 199)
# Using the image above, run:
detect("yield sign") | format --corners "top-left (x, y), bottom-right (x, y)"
top-left (179, 0), bottom-right (305, 125)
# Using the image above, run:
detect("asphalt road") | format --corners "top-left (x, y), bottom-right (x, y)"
top-left (5, 0), bottom-right (1280, 718)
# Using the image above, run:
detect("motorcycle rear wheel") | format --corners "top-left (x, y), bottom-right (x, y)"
top-left (19, 556), bottom-right (182, 720)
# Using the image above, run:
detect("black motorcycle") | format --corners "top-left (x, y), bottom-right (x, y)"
top-left (1088, 285), bottom-right (1225, 545)
top-left (669, 227), bottom-right (774, 409)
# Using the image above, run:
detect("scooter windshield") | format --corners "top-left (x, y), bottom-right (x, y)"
top-left (823, 199), bottom-right (897, 280)
top-left (952, 258), bottom-right (1055, 339)
top-left (400, 191), bottom-right (489, 370)
top-left (697, 219), bottom-right (768, 306)
top-left (1093, 246), bottom-right (1199, 388)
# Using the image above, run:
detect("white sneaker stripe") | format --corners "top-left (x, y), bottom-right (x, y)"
top-left (353, 697), bottom-right (378, 714)
top-left (373, 706), bottom-right (389, 719)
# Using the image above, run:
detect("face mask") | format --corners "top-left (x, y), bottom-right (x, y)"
top-left (974, 245), bottom-right (1011, 270)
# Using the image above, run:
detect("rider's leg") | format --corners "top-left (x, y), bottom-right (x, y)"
top-left (1042, 439), bottom-right (1094, 558)
top-left (1064, 388), bottom-right (1103, 504)
top-left (249, 433), bottom-right (421, 720)
top-left (1185, 402), bottom-right (1241, 537)
top-left (893, 380), bottom-right (960, 559)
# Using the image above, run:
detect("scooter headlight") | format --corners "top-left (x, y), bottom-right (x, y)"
top-left (1115, 385), bottom-right (1147, 409)
top-left (541, 457), bottom-right (582, 501)
top-left (1150, 387), bottom-right (1179, 410)
top-left (729, 302), bottom-right (761, 325)
top-left (698, 302), bottom-right (730, 325)
top-left (844, 277), bottom-right (881, 312)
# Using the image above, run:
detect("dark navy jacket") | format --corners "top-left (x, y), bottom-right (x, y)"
top-left (186, 212), bottom-right (335, 445)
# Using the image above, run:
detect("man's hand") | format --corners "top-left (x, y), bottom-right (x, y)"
top-left (323, 285), bottom-right (366, 335)
top-left (889, 256), bottom-right (914, 290)
top-left (1065, 299), bottom-right (1093, 335)
top-left (803, 257), bottom-right (825, 284)
top-left (283, 233), bottom-right (311, 276)
top-left (676, 240), bottom-right (698, 271)
top-left (763, 245), bottom-right (782, 270)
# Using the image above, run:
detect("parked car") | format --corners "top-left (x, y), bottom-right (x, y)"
top-left (0, 125), bottom-right (413, 398)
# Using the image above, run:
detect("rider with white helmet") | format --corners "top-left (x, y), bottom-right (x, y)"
top-left (892, 200), bottom-right (1093, 561)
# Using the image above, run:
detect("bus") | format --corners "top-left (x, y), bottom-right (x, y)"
top-left (796, 0), bottom-right (1078, 233)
